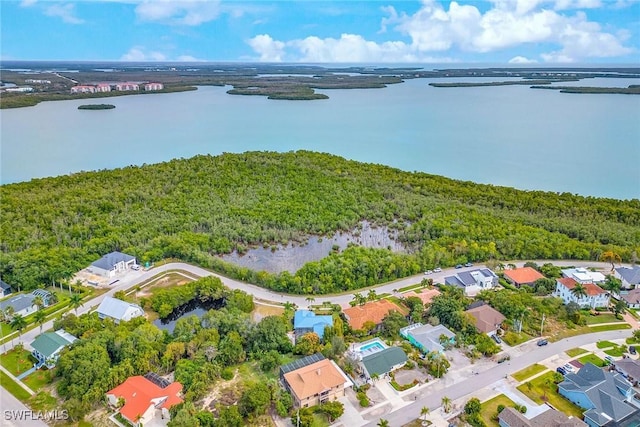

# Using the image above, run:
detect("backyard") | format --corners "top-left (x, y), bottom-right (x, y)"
top-left (480, 394), bottom-right (516, 427)
top-left (517, 371), bottom-right (583, 418)
top-left (0, 347), bottom-right (35, 376)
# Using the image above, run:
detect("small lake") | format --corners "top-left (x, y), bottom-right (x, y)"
top-left (153, 298), bottom-right (224, 333)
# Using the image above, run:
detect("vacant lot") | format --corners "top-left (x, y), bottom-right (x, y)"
top-left (512, 364), bottom-right (547, 382)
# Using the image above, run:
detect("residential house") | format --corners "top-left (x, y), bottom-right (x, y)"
top-left (465, 304), bottom-right (506, 336)
top-left (360, 347), bottom-right (407, 378)
top-left (70, 85), bottom-right (96, 94)
top-left (95, 83), bottom-right (112, 92)
top-left (0, 290), bottom-right (51, 317)
top-left (106, 375), bottom-right (183, 426)
top-left (90, 251), bottom-right (137, 278)
top-left (503, 267), bottom-right (544, 287)
top-left (558, 363), bottom-right (640, 427)
top-left (293, 310), bottom-right (333, 341)
top-left (498, 407), bottom-right (586, 427)
top-left (613, 358), bottom-right (640, 386)
top-left (615, 266), bottom-right (640, 289)
top-left (400, 323), bottom-right (455, 354)
top-left (402, 288), bottom-right (440, 305)
top-left (444, 268), bottom-right (498, 295)
top-left (343, 300), bottom-right (407, 332)
top-left (620, 288), bottom-right (640, 309)
top-left (1, 279), bottom-right (12, 297)
top-left (144, 82), bottom-right (164, 91)
top-left (553, 278), bottom-right (609, 308)
top-left (97, 297), bottom-right (144, 324)
top-left (562, 268), bottom-right (606, 285)
top-left (115, 82), bottom-right (140, 91)
top-left (280, 354), bottom-right (352, 408)
top-left (30, 330), bottom-right (77, 369)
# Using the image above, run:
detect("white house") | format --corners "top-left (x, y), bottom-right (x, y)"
top-left (115, 82), bottom-right (139, 91)
top-left (95, 83), bottom-right (112, 92)
top-left (30, 330), bottom-right (77, 369)
top-left (144, 82), bottom-right (164, 91)
top-left (553, 277), bottom-right (610, 308)
top-left (615, 266), bottom-right (640, 289)
top-left (90, 251), bottom-right (137, 278)
top-left (70, 85), bottom-right (96, 94)
top-left (97, 297), bottom-right (144, 324)
top-left (562, 267), bottom-right (606, 284)
top-left (444, 268), bottom-right (498, 295)
top-left (0, 290), bottom-right (51, 317)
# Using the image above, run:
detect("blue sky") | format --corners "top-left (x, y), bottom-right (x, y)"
top-left (2, 0), bottom-right (639, 64)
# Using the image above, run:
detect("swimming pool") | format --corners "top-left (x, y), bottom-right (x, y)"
top-left (352, 338), bottom-right (388, 358)
top-left (360, 342), bottom-right (385, 352)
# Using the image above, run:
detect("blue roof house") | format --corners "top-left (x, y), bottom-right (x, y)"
top-left (294, 310), bottom-right (333, 341)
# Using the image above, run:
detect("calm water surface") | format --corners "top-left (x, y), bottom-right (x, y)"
top-left (1, 78), bottom-right (638, 199)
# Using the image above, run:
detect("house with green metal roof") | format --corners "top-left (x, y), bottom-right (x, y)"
top-left (30, 330), bottom-right (77, 369)
top-left (361, 347), bottom-right (408, 379)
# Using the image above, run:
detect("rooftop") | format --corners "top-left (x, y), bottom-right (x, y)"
top-left (0, 293), bottom-right (35, 313)
top-left (343, 300), bottom-right (407, 330)
top-left (557, 278), bottom-right (606, 296)
top-left (499, 407), bottom-right (586, 427)
top-left (400, 323), bottom-right (455, 353)
top-left (107, 376), bottom-right (182, 423)
top-left (31, 330), bottom-right (77, 358)
top-left (402, 288), bottom-right (440, 305)
top-left (91, 251), bottom-right (135, 271)
top-left (293, 310), bottom-right (333, 338)
top-left (444, 268), bottom-right (497, 288)
top-left (465, 304), bottom-right (506, 333)
top-left (97, 297), bottom-right (143, 321)
top-left (504, 267), bottom-right (544, 285)
top-left (283, 358), bottom-right (348, 401)
top-left (361, 346), bottom-right (407, 377)
top-left (617, 266), bottom-right (640, 285)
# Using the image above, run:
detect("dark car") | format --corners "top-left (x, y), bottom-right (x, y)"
top-left (630, 346), bottom-right (637, 355)
top-left (455, 264), bottom-right (463, 269)
top-left (537, 339), bottom-right (548, 346)
top-left (556, 367), bottom-right (567, 375)
top-left (492, 334), bottom-right (502, 344)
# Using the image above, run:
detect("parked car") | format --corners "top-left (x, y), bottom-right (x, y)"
top-left (556, 367), bottom-right (567, 375)
top-left (465, 262), bottom-right (473, 267)
top-left (131, 264), bottom-right (140, 271)
top-left (630, 346), bottom-right (637, 355)
top-left (424, 270), bottom-right (432, 275)
top-left (433, 267), bottom-right (442, 273)
top-left (455, 264), bottom-right (463, 269)
top-left (497, 355), bottom-right (510, 364)
top-left (605, 356), bottom-right (615, 364)
top-left (537, 339), bottom-right (548, 346)
top-left (563, 364), bottom-right (575, 373)
top-left (492, 334), bottom-right (502, 344)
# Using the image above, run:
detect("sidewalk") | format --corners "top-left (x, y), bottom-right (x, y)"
top-left (0, 364), bottom-right (34, 396)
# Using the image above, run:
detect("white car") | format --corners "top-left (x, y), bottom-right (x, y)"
top-left (562, 364), bottom-right (575, 373)
top-left (424, 270), bottom-right (433, 275)
top-left (433, 267), bottom-right (442, 273)
top-left (131, 264), bottom-right (140, 271)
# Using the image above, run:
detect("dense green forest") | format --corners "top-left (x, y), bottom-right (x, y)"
top-left (1, 151), bottom-right (638, 293)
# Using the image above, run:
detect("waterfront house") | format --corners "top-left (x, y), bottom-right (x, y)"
top-left (503, 267), bottom-right (544, 287)
top-left (615, 266), bottom-right (640, 289)
top-left (70, 85), bottom-right (96, 94)
top-left (144, 82), bottom-right (164, 91)
top-left (280, 354), bottom-right (352, 408)
top-left (106, 375), bottom-right (182, 426)
top-left (444, 268), bottom-right (498, 295)
top-left (553, 277), bottom-right (609, 308)
top-left (465, 304), bottom-right (506, 336)
top-left (558, 363), bottom-right (640, 427)
top-left (90, 251), bottom-right (137, 278)
top-left (97, 297), bottom-right (144, 324)
top-left (293, 310), bottom-right (333, 341)
top-left (400, 323), bottom-right (455, 354)
top-left (115, 82), bottom-right (139, 91)
top-left (343, 300), bottom-right (407, 332)
top-left (95, 83), bottom-right (112, 92)
top-left (30, 330), bottom-right (77, 369)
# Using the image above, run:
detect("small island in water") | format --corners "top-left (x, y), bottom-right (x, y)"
top-left (78, 103), bottom-right (115, 110)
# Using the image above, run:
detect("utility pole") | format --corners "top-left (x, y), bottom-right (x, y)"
top-left (540, 313), bottom-right (546, 336)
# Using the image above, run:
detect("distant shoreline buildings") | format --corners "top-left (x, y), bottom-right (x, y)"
top-left (70, 82), bottom-right (163, 94)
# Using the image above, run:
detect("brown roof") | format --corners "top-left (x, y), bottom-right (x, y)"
top-left (283, 359), bottom-right (345, 401)
top-left (499, 407), bottom-right (587, 427)
top-left (343, 300), bottom-right (407, 330)
top-left (621, 289), bottom-right (640, 305)
top-left (557, 278), bottom-right (606, 296)
top-left (403, 288), bottom-right (440, 305)
top-left (504, 267), bottom-right (544, 285)
top-left (465, 304), bottom-right (506, 333)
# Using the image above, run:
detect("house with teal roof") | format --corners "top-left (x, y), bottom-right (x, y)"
top-left (30, 330), bottom-right (77, 369)
top-left (294, 310), bottom-right (333, 341)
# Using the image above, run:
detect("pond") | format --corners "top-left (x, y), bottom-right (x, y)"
top-left (153, 298), bottom-right (225, 333)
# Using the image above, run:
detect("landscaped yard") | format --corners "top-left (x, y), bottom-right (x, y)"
top-left (578, 354), bottom-right (606, 367)
top-left (22, 367), bottom-right (54, 391)
top-left (502, 331), bottom-right (532, 346)
top-left (590, 324), bottom-right (631, 332)
top-left (0, 370), bottom-right (31, 400)
top-left (566, 347), bottom-right (588, 357)
top-left (0, 347), bottom-right (35, 376)
top-left (480, 394), bottom-right (516, 427)
top-left (605, 346), bottom-right (628, 357)
top-left (584, 312), bottom-right (622, 325)
top-left (597, 340), bottom-right (617, 349)
top-left (512, 364), bottom-right (547, 382)
top-left (517, 371), bottom-right (583, 418)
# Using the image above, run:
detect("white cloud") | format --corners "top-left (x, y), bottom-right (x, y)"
top-left (20, 0), bottom-right (37, 7)
top-left (554, 0), bottom-right (602, 10)
top-left (247, 34), bottom-right (285, 62)
top-left (176, 55), bottom-right (201, 62)
top-left (508, 55), bottom-right (538, 63)
top-left (135, 0), bottom-right (221, 26)
top-left (44, 3), bottom-right (84, 24)
top-left (120, 47), bottom-right (167, 61)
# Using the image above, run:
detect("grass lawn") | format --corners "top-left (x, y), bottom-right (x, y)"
top-left (517, 372), bottom-right (583, 418)
top-left (22, 368), bottom-right (54, 391)
top-left (503, 331), bottom-right (532, 346)
top-left (480, 394), bottom-right (516, 427)
top-left (29, 391), bottom-right (58, 411)
top-left (402, 419), bottom-right (432, 427)
top-left (513, 364), bottom-right (547, 382)
top-left (0, 369), bottom-right (31, 400)
top-left (578, 354), bottom-right (606, 367)
top-left (605, 346), bottom-right (627, 357)
top-left (0, 348), bottom-right (35, 376)
top-left (590, 324), bottom-right (631, 332)
top-left (626, 337), bottom-right (640, 345)
top-left (566, 348), bottom-right (588, 357)
top-left (398, 283), bottom-right (424, 293)
top-left (597, 340), bottom-right (617, 349)
top-left (584, 313), bottom-right (622, 325)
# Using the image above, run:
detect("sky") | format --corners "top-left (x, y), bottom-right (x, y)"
top-left (1, 0), bottom-right (639, 64)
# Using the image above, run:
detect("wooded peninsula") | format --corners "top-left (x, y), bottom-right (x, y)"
top-left (1, 151), bottom-right (638, 294)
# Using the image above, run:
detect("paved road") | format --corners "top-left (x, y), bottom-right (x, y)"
top-left (0, 390), bottom-right (48, 427)
top-left (362, 329), bottom-right (633, 426)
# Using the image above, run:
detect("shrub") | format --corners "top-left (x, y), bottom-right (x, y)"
top-left (356, 391), bottom-right (370, 407)
top-left (497, 404), bottom-right (505, 414)
top-left (221, 367), bottom-right (234, 380)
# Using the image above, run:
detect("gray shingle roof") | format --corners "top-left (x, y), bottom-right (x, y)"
top-left (444, 268), bottom-right (497, 288)
top-left (617, 266), bottom-right (640, 286)
top-left (0, 293), bottom-right (35, 313)
top-left (362, 347), bottom-right (407, 377)
top-left (97, 297), bottom-right (143, 321)
top-left (91, 251), bottom-right (135, 270)
top-left (614, 359), bottom-right (640, 381)
top-left (0, 280), bottom-right (11, 292)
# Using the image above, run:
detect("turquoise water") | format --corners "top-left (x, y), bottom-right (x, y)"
top-left (1, 77), bottom-right (638, 199)
top-left (360, 342), bottom-right (385, 352)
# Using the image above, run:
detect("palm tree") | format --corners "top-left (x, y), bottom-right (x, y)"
top-left (377, 419), bottom-right (389, 427)
top-left (4, 306), bottom-right (15, 323)
top-left (10, 314), bottom-right (27, 343)
top-left (33, 295), bottom-right (45, 310)
top-left (69, 293), bottom-right (83, 315)
top-left (571, 283), bottom-right (588, 303)
top-left (441, 396), bottom-right (452, 413)
top-left (420, 406), bottom-right (430, 423)
top-left (600, 251), bottom-right (622, 271)
top-left (305, 296), bottom-right (315, 306)
top-left (367, 289), bottom-right (377, 302)
top-left (34, 310), bottom-right (47, 333)
top-left (513, 306), bottom-right (528, 334)
top-left (602, 275), bottom-right (622, 295)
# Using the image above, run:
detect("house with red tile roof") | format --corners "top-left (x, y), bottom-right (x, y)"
top-left (282, 357), bottom-right (351, 408)
top-left (106, 375), bottom-right (182, 426)
top-left (553, 277), bottom-right (609, 308)
top-left (343, 300), bottom-right (407, 331)
top-left (503, 267), bottom-right (544, 287)
top-left (402, 288), bottom-right (440, 305)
